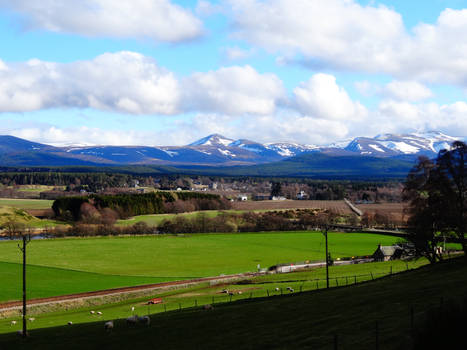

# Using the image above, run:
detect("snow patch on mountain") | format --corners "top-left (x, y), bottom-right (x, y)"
top-left (378, 141), bottom-right (420, 154)
top-left (369, 144), bottom-right (385, 153)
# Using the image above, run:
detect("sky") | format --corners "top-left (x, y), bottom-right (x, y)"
top-left (1, 0), bottom-right (467, 147)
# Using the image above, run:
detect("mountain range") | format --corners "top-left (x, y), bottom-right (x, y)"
top-left (0, 131), bottom-right (464, 178)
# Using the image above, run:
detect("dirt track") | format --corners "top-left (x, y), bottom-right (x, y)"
top-left (0, 273), bottom-right (252, 311)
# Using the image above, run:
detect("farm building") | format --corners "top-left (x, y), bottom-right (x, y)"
top-left (372, 244), bottom-right (414, 261)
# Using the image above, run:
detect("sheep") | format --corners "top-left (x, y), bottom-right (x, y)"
top-left (67, 321), bottom-right (73, 325)
top-left (138, 316), bottom-right (150, 326)
top-left (131, 306), bottom-right (135, 312)
top-left (238, 291), bottom-right (243, 295)
top-left (275, 287), bottom-right (280, 292)
top-left (104, 321), bottom-right (114, 331)
top-left (90, 310), bottom-right (95, 315)
top-left (97, 311), bottom-right (102, 315)
top-left (126, 315), bottom-right (138, 326)
top-left (203, 304), bottom-right (213, 310)
top-left (10, 320), bottom-right (17, 326)
top-left (28, 317), bottom-right (35, 322)
top-left (222, 289), bottom-right (228, 294)
top-left (289, 288), bottom-right (294, 293)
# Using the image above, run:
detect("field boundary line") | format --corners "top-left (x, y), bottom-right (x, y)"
top-left (0, 273), bottom-right (255, 316)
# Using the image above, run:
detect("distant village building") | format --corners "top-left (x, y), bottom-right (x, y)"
top-left (271, 196), bottom-right (286, 201)
top-left (296, 191), bottom-right (308, 200)
top-left (253, 193), bottom-right (270, 201)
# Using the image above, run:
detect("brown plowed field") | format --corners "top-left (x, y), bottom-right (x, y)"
top-left (356, 203), bottom-right (407, 223)
top-left (232, 200), bottom-right (352, 215)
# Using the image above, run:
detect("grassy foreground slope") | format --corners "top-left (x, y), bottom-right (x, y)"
top-left (0, 262), bottom-right (176, 302)
top-left (2, 258), bottom-right (466, 350)
top-left (0, 232), bottom-right (399, 277)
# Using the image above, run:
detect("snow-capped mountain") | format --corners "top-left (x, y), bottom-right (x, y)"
top-left (188, 134), bottom-right (235, 147)
top-left (265, 142), bottom-right (319, 157)
top-left (344, 131), bottom-right (461, 157)
top-left (0, 131), bottom-right (464, 167)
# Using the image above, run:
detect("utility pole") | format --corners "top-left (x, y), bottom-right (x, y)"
top-left (324, 225), bottom-right (329, 289)
top-left (18, 233), bottom-right (31, 338)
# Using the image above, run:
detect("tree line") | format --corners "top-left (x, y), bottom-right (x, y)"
top-left (52, 192), bottom-right (231, 221)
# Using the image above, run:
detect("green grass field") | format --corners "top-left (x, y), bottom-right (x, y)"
top-left (0, 259), bottom-right (427, 334)
top-left (0, 262), bottom-right (176, 302)
top-left (0, 232), bottom-right (400, 278)
top-left (1, 258), bottom-right (466, 349)
top-left (0, 198), bottom-right (53, 210)
top-left (0, 232), bottom-right (401, 303)
top-left (115, 210), bottom-right (227, 227)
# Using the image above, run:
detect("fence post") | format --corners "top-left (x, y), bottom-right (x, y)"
top-left (390, 266), bottom-right (393, 275)
top-left (335, 278), bottom-right (338, 286)
top-left (375, 321), bottom-right (379, 350)
top-left (164, 304), bottom-right (167, 313)
top-left (354, 275), bottom-right (357, 284)
top-left (316, 281), bottom-right (319, 290)
top-left (195, 299), bottom-right (197, 307)
top-left (249, 292), bottom-right (253, 299)
top-left (370, 272), bottom-right (374, 280)
top-left (267, 289), bottom-right (269, 297)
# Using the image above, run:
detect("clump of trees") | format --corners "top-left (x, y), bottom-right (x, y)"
top-left (43, 208), bottom-right (348, 237)
top-left (403, 141), bottom-right (466, 263)
top-left (52, 192), bottom-right (231, 222)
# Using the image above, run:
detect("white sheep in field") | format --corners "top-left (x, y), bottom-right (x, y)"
top-left (126, 315), bottom-right (138, 326)
top-left (28, 317), bottom-right (35, 322)
top-left (275, 287), bottom-right (280, 292)
top-left (10, 321), bottom-right (17, 326)
top-left (289, 288), bottom-right (294, 293)
top-left (97, 311), bottom-right (102, 315)
top-left (138, 316), bottom-right (150, 326)
top-left (104, 321), bottom-right (114, 331)
top-left (238, 291), bottom-right (243, 295)
top-left (67, 321), bottom-right (73, 325)
top-left (90, 311), bottom-right (95, 315)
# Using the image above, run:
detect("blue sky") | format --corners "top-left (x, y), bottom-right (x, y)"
top-left (0, 0), bottom-right (467, 146)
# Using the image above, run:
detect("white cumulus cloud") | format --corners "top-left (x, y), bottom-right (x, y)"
top-left (294, 74), bottom-right (367, 120)
top-left (183, 65), bottom-right (286, 115)
top-left (228, 0), bottom-right (467, 86)
top-left (0, 0), bottom-right (203, 42)
top-left (383, 81), bottom-right (433, 102)
top-left (0, 52), bottom-right (181, 114)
